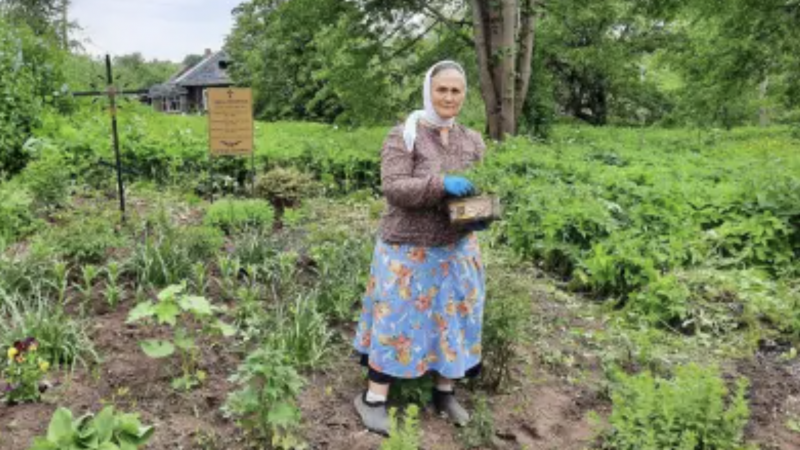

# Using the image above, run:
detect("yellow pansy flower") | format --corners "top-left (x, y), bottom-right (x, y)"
top-left (7, 347), bottom-right (18, 360)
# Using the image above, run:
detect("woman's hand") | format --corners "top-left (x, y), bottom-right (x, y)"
top-left (443, 176), bottom-right (475, 197)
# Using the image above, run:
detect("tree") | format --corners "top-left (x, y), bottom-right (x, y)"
top-left (469, 0), bottom-right (539, 139)
top-left (0, 16), bottom-right (66, 177)
top-left (182, 54), bottom-right (204, 68)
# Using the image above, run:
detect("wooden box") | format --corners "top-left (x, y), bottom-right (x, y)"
top-left (447, 195), bottom-right (503, 225)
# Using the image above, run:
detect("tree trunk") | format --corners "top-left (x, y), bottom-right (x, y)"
top-left (470, 0), bottom-right (540, 141)
top-left (470, 0), bottom-right (500, 138)
top-left (61, 0), bottom-right (69, 51)
top-left (499, 0), bottom-right (517, 136)
top-left (515, 0), bottom-right (537, 124)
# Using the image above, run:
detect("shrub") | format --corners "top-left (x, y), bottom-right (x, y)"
top-left (309, 236), bottom-right (372, 322)
top-left (604, 363), bottom-right (750, 450)
top-left (204, 198), bottom-right (275, 234)
top-left (32, 214), bottom-right (123, 265)
top-left (255, 167), bottom-right (318, 228)
top-left (20, 142), bottom-right (72, 208)
top-left (481, 259), bottom-right (534, 391)
top-left (131, 224), bottom-right (223, 288)
top-left (223, 347), bottom-right (305, 449)
top-left (0, 290), bottom-right (97, 370)
top-left (29, 406), bottom-right (154, 450)
top-left (459, 395), bottom-right (496, 449)
top-left (0, 182), bottom-right (39, 249)
top-left (381, 404), bottom-right (421, 450)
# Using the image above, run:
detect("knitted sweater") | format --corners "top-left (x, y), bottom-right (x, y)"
top-left (379, 123), bottom-right (486, 247)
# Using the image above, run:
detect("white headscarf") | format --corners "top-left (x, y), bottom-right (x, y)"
top-left (402, 60), bottom-right (467, 152)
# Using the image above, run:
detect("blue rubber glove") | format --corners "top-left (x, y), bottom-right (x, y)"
top-left (464, 221), bottom-right (490, 232)
top-left (443, 176), bottom-right (475, 198)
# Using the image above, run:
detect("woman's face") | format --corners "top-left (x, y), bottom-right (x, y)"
top-left (430, 68), bottom-right (466, 120)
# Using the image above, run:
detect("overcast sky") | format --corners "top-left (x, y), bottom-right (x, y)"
top-left (72, 0), bottom-right (242, 62)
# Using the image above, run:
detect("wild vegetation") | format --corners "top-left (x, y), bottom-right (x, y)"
top-left (2, 1), bottom-right (800, 449)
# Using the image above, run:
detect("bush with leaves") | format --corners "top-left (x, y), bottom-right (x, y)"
top-left (126, 283), bottom-right (235, 390)
top-left (0, 290), bottom-right (97, 371)
top-left (204, 198), bottom-right (275, 234)
top-left (32, 213), bottom-right (123, 265)
top-left (603, 363), bottom-right (751, 450)
top-left (29, 406), bottom-right (154, 450)
top-left (223, 347), bottom-right (306, 449)
top-left (309, 236), bottom-right (372, 322)
top-left (481, 258), bottom-right (534, 391)
top-left (131, 223), bottom-right (223, 288)
top-left (0, 17), bottom-right (67, 177)
top-left (459, 395), bottom-right (496, 449)
top-left (381, 404), bottom-right (421, 450)
top-left (0, 181), bottom-right (39, 250)
top-left (255, 167), bottom-right (318, 228)
top-left (20, 139), bottom-right (73, 208)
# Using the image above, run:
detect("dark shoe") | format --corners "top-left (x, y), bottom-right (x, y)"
top-left (354, 391), bottom-right (390, 436)
top-left (433, 388), bottom-right (470, 426)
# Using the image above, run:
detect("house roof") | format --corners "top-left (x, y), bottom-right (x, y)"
top-left (172, 50), bottom-right (232, 87)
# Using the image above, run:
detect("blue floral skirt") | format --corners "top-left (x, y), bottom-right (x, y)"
top-left (353, 234), bottom-right (486, 379)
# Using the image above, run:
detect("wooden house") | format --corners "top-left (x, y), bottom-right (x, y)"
top-left (149, 49), bottom-right (232, 114)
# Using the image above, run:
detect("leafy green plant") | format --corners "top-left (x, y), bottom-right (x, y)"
top-left (603, 363), bottom-right (751, 450)
top-left (309, 237), bottom-right (371, 322)
top-left (389, 377), bottom-right (434, 407)
top-left (459, 395), bottom-right (496, 449)
top-left (381, 404), bottom-right (421, 450)
top-left (32, 214), bottom-right (123, 265)
top-left (2, 337), bottom-right (50, 404)
top-left (481, 264), bottom-right (533, 391)
top-left (204, 198), bottom-right (275, 234)
top-left (255, 167), bottom-right (318, 229)
top-left (266, 292), bottom-right (332, 369)
top-left (0, 290), bottom-right (97, 370)
top-left (78, 264), bottom-right (100, 307)
top-left (131, 224), bottom-right (223, 288)
top-left (105, 261), bottom-right (123, 307)
top-left (126, 283), bottom-right (235, 390)
top-left (0, 182), bottom-right (39, 250)
top-left (20, 145), bottom-right (72, 209)
top-left (29, 406), bottom-right (154, 450)
top-left (223, 347), bottom-right (306, 449)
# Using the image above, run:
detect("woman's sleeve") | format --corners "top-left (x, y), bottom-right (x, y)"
top-left (469, 129), bottom-right (487, 163)
top-left (381, 127), bottom-right (446, 209)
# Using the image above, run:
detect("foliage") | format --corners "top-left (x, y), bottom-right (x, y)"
top-left (381, 404), bottom-right (421, 450)
top-left (458, 395), bottom-right (496, 449)
top-left (19, 140), bottom-right (72, 208)
top-left (0, 16), bottom-right (67, 177)
top-left (265, 292), bottom-right (333, 369)
top-left (481, 263), bottom-right (533, 391)
top-left (204, 198), bottom-right (275, 234)
top-left (29, 406), bottom-right (155, 450)
top-left (255, 167), bottom-right (318, 211)
top-left (32, 212), bottom-right (123, 265)
top-left (131, 220), bottom-right (223, 288)
top-left (2, 337), bottom-right (49, 404)
top-left (603, 363), bottom-right (750, 450)
top-left (223, 346), bottom-right (306, 449)
top-left (473, 127), bottom-right (800, 335)
top-left (126, 283), bottom-right (235, 390)
top-left (308, 236), bottom-right (372, 322)
top-left (0, 289), bottom-right (97, 370)
top-left (0, 181), bottom-right (39, 250)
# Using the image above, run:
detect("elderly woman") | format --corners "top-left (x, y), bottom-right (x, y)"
top-left (353, 60), bottom-right (488, 435)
